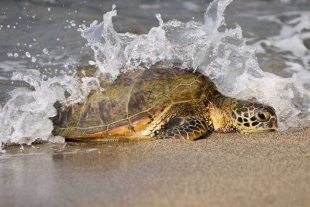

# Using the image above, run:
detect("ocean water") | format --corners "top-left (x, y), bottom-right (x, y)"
top-left (1, 0), bottom-right (310, 149)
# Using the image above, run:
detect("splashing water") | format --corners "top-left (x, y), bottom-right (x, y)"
top-left (80, 0), bottom-right (310, 129)
top-left (1, 0), bottom-right (310, 148)
top-left (0, 71), bottom-right (100, 147)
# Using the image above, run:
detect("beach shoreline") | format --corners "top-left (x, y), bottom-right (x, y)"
top-left (1, 128), bottom-right (310, 207)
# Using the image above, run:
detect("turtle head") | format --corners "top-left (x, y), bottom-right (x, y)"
top-left (230, 100), bottom-right (277, 133)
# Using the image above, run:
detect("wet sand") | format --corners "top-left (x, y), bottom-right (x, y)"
top-left (1, 128), bottom-right (310, 207)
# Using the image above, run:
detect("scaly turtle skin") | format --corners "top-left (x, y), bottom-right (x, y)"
top-left (52, 65), bottom-right (277, 141)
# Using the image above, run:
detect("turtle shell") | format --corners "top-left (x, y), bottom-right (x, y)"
top-left (52, 65), bottom-right (218, 140)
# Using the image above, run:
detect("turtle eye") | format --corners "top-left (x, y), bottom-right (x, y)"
top-left (255, 110), bottom-right (270, 122)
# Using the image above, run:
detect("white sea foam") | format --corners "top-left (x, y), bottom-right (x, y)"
top-left (1, 0), bottom-right (310, 148)
top-left (0, 71), bottom-right (101, 147)
top-left (255, 11), bottom-right (310, 62)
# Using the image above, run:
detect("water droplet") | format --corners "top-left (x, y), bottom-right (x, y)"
top-left (155, 13), bottom-right (163, 26)
top-left (43, 48), bottom-right (49, 54)
top-left (31, 57), bottom-right (36, 63)
top-left (48, 7), bottom-right (51, 11)
top-left (7, 53), bottom-right (13, 57)
top-left (89, 61), bottom-right (96, 65)
top-left (14, 53), bottom-right (18, 57)
top-left (70, 20), bottom-right (76, 27)
top-left (25, 52), bottom-right (31, 58)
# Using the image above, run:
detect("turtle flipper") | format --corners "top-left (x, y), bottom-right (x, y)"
top-left (156, 117), bottom-right (210, 141)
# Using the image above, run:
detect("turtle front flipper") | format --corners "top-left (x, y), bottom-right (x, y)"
top-left (156, 117), bottom-right (211, 141)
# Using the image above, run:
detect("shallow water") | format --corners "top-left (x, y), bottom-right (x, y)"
top-left (1, 0), bottom-right (310, 146)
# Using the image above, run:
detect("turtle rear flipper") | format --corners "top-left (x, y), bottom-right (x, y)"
top-left (156, 117), bottom-right (211, 141)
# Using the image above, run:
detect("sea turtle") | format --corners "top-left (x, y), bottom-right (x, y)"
top-left (51, 64), bottom-right (277, 141)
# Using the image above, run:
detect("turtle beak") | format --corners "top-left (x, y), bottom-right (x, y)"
top-left (268, 117), bottom-right (278, 131)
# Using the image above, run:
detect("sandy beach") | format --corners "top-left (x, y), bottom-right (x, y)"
top-left (1, 128), bottom-right (310, 207)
